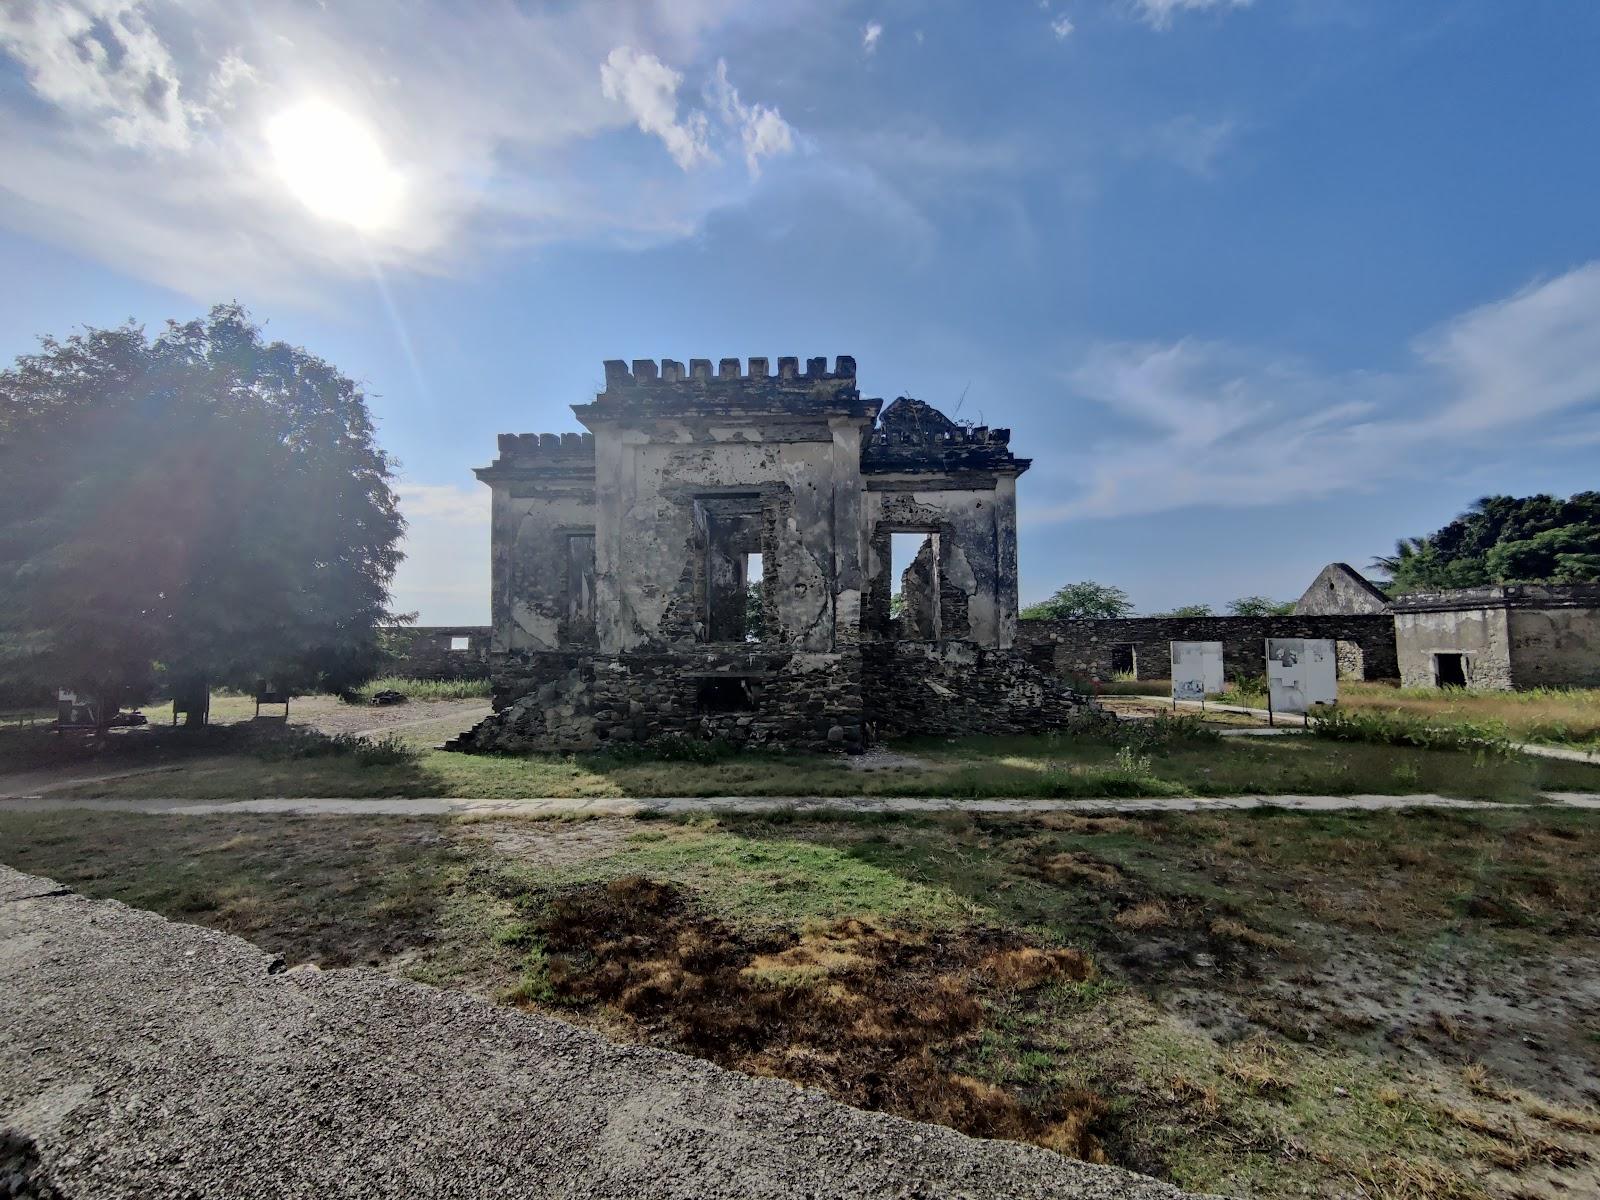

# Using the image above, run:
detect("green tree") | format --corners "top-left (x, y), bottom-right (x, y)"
top-left (0, 306), bottom-right (406, 713)
top-left (1020, 580), bottom-right (1133, 620)
top-left (1227, 596), bottom-right (1294, 617)
top-left (1371, 493), bottom-right (1600, 592)
top-left (1150, 603), bottom-right (1214, 618)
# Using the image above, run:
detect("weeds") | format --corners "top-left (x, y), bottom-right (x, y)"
top-left (1308, 708), bottom-right (1514, 756)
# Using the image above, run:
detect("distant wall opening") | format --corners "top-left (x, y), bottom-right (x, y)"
top-left (563, 533), bottom-right (597, 644)
top-left (1110, 643), bottom-right (1137, 678)
top-left (696, 677), bottom-right (757, 713)
top-left (449, 636), bottom-right (470, 652)
top-left (891, 531), bottom-right (940, 640)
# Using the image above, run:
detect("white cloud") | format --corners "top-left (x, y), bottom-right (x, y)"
top-left (600, 46), bottom-right (716, 171)
top-left (705, 59), bottom-right (796, 178)
top-left (1132, 0), bottom-right (1254, 32)
top-left (1051, 16), bottom-right (1076, 40)
top-left (1037, 262), bottom-right (1600, 521)
top-left (0, 0), bottom-right (801, 301)
top-left (862, 21), bottom-right (883, 53)
top-left (390, 483), bottom-right (491, 624)
top-left (0, 0), bottom-right (196, 150)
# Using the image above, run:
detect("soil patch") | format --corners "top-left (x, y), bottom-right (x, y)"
top-left (532, 876), bottom-right (1113, 1162)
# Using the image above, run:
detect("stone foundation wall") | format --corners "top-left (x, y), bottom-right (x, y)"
top-left (455, 648), bottom-right (865, 753)
top-left (1016, 615), bottom-right (1398, 684)
top-left (861, 642), bottom-right (1087, 739)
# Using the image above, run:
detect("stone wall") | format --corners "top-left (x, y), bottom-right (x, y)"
top-left (862, 642), bottom-right (1087, 738)
top-left (454, 647), bottom-right (865, 753)
top-left (381, 627), bottom-right (493, 680)
top-left (1016, 615), bottom-right (1399, 684)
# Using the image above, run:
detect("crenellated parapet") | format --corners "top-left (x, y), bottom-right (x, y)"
top-left (476, 430), bottom-right (595, 484)
top-left (601, 355), bottom-right (856, 387)
top-left (574, 355), bottom-right (876, 426)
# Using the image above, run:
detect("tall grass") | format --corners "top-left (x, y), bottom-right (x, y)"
top-left (352, 676), bottom-right (493, 702)
top-left (1339, 682), bottom-right (1600, 749)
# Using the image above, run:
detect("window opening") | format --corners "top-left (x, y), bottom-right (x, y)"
top-left (890, 531), bottom-right (940, 639)
top-left (449, 636), bottom-right (470, 652)
top-left (1434, 653), bottom-right (1467, 688)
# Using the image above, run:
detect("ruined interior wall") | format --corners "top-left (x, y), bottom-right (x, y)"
top-left (863, 483), bottom-right (1006, 646)
top-left (1506, 607), bottom-right (1600, 688)
top-left (490, 484), bottom-right (596, 653)
top-left (594, 427), bottom-right (849, 653)
top-left (1016, 615), bottom-right (1399, 684)
top-left (861, 643), bottom-right (1085, 738)
top-left (1393, 608), bottom-right (1511, 689)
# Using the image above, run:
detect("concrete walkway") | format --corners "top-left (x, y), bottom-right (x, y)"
top-left (0, 865), bottom-right (1203, 1200)
top-left (1129, 695), bottom-right (1600, 764)
top-left (4, 792), bottom-right (1596, 818)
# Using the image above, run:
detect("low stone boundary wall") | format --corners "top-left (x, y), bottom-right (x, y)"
top-left (1016, 615), bottom-right (1398, 684)
top-left (862, 642), bottom-right (1087, 738)
top-left (380, 626), bottom-right (493, 680)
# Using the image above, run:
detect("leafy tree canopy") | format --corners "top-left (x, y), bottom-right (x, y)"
top-left (1226, 596), bottom-right (1294, 617)
top-left (1020, 580), bottom-right (1134, 620)
top-left (1371, 493), bottom-right (1600, 593)
top-left (1149, 603), bottom-right (1214, 618)
top-left (0, 305), bottom-right (406, 709)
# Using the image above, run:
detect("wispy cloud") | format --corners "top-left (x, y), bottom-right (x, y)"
top-left (0, 0), bottom-right (798, 301)
top-left (705, 59), bottom-right (797, 178)
top-left (862, 21), bottom-right (883, 54)
top-left (1132, 0), bottom-right (1254, 32)
top-left (1135, 114), bottom-right (1238, 177)
top-left (1051, 16), bottom-right (1076, 40)
top-left (1036, 262), bottom-right (1600, 521)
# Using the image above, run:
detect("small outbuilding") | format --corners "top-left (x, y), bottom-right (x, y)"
top-left (1389, 583), bottom-right (1600, 690)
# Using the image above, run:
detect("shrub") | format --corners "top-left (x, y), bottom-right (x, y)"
top-left (251, 727), bottom-right (419, 766)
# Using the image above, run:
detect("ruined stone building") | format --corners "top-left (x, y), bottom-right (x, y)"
top-left (455, 357), bottom-right (1082, 753)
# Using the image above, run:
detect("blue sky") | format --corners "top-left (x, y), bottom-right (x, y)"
top-left (3, 0), bottom-right (1597, 624)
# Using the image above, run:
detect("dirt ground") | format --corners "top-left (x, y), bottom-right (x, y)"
top-left (5, 803), bottom-right (1596, 1199)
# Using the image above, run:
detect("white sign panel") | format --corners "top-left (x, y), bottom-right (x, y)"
top-left (1266, 638), bottom-right (1338, 715)
top-left (1170, 641), bottom-right (1224, 702)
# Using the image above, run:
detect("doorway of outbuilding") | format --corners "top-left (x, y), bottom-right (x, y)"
top-left (1434, 653), bottom-right (1467, 688)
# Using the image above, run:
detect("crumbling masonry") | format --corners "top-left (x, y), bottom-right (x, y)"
top-left (452, 357), bottom-right (1084, 753)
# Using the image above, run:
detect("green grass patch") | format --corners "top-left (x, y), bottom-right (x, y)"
top-left (353, 676), bottom-right (493, 702)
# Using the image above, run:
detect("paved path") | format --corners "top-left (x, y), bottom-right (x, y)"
top-left (1130, 695), bottom-right (1600, 763)
top-left (0, 865), bottom-right (1203, 1200)
top-left (5, 792), bottom-right (1596, 819)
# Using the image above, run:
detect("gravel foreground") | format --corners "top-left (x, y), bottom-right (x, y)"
top-left (0, 865), bottom-right (1209, 1200)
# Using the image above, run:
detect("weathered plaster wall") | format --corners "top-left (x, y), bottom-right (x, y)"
top-left (1507, 607), bottom-right (1600, 687)
top-left (1392, 607), bottom-right (1511, 689)
top-left (1016, 615), bottom-right (1399, 684)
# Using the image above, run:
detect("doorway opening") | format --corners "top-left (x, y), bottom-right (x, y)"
top-left (1110, 643), bottom-right (1138, 679)
top-left (1434, 653), bottom-right (1467, 688)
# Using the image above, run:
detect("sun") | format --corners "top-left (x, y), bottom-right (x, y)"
top-left (265, 99), bottom-right (404, 232)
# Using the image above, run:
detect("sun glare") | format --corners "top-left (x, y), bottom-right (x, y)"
top-left (265, 99), bottom-right (404, 232)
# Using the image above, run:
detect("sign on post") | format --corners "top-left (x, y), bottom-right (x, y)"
top-left (1265, 638), bottom-right (1337, 724)
top-left (1170, 641), bottom-right (1224, 707)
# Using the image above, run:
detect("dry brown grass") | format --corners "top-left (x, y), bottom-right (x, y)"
top-left (1353, 1154), bottom-right (1489, 1200)
top-left (1114, 900), bottom-right (1174, 930)
top-left (1221, 1037), bottom-right (1294, 1097)
top-left (1209, 917), bottom-right (1295, 954)
top-left (981, 946), bottom-right (1095, 991)
top-left (1036, 851), bottom-right (1125, 888)
top-left (1341, 682), bottom-right (1600, 747)
top-left (535, 875), bottom-right (1115, 1162)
